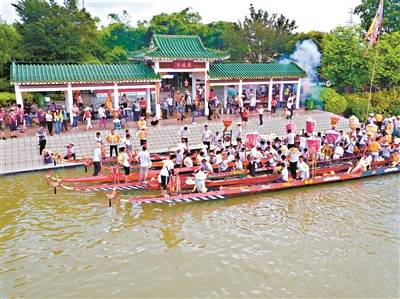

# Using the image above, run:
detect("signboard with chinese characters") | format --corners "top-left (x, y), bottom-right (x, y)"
top-left (172, 60), bottom-right (194, 69)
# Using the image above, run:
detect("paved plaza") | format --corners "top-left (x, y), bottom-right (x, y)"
top-left (0, 110), bottom-right (348, 175)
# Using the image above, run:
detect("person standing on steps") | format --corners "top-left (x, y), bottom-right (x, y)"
top-left (45, 109), bottom-right (53, 136)
top-left (106, 129), bottom-right (120, 157)
top-left (36, 124), bottom-right (47, 155)
top-left (139, 97), bottom-right (147, 118)
top-left (271, 96), bottom-right (277, 114)
top-left (257, 104), bottom-right (264, 126)
top-left (138, 145), bottom-right (151, 182)
top-left (202, 125), bottom-right (213, 150)
top-left (92, 143), bottom-right (102, 176)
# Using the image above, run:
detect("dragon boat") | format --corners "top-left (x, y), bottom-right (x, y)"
top-left (119, 165), bottom-right (400, 205)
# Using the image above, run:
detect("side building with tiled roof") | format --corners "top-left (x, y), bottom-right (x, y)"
top-left (11, 34), bottom-right (306, 117)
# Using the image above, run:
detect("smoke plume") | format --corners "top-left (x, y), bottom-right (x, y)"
top-left (281, 39), bottom-right (321, 80)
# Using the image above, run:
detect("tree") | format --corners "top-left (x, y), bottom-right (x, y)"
top-left (0, 22), bottom-right (21, 91)
top-left (321, 26), bottom-right (370, 92)
top-left (0, 22), bottom-right (21, 69)
top-left (373, 31), bottom-right (400, 89)
top-left (222, 4), bottom-right (297, 62)
top-left (203, 21), bottom-right (235, 50)
top-left (221, 24), bottom-right (249, 61)
top-left (297, 30), bottom-right (325, 52)
top-left (320, 88), bottom-right (347, 114)
top-left (12, 0), bottom-right (101, 62)
top-left (148, 8), bottom-right (206, 36)
top-left (354, 0), bottom-right (400, 34)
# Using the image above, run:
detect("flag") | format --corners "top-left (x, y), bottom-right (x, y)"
top-left (366, 0), bottom-right (384, 51)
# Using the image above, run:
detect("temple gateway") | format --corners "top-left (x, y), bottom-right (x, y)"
top-left (11, 34), bottom-right (306, 122)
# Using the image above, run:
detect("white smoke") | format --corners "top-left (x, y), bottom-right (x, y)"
top-left (281, 39), bottom-right (321, 80)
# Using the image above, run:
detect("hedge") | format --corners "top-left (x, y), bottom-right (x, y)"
top-left (343, 87), bottom-right (400, 122)
top-left (320, 88), bottom-right (347, 114)
top-left (0, 92), bottom-right (16, 106)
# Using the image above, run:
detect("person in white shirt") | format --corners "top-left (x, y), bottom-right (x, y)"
top-left (95, 132), bottom-right (102, 145)
top-left (183, 153), bottom-right (193, 168)
top-left (299, 134), bottom-right (307, 151)
top-left (235, 123), bottom-right (243, 143)
top-left (234, 158), bottom-right (243, 170)
top-left (98, 104), bottom-right (107, 129)
top-left (117, 147), bottom-right (131, 182)
top-left (167, 96), bottom-right (174, 116)
top-left (286, 129), bottom-right (296, 148)
top-left (180, 126), bottom-right (189, 143)
top-left (249, 92), bottom-right (257, 111)
top-left (175, 148), bottom-right (184, 167)
top-left (257, 105), bottom-right (264, 126)
top-left (138, 145), bottom-right (151, 182)
top-left (278, 163), bottom-right (289, 182)
top-left (287, 93), bottom-right (296, 119)
top-left (202, 125), bottom-right (213, 149)
top-left (159, 155), bottom-right (175, 196)
top-left (194, 169), bottom-right (207, 193)
top-left (298, 156), bottom-right (310, 179)
top-left (288, 147), bottom-right (300, 179)
top-left (333, 142), bottom-right (344, 160)
top-left (92, 143), bottom-right (102, 176)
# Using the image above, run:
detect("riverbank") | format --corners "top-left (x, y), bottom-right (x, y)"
top-left (0, 110), bottom-right (347, 175)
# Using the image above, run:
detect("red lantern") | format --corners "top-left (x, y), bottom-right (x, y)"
top-left (305, 118), bottom-right (316, 134)
top-left (306, 137), bottom-right (321, 155)
top-left (325, 130), bottom-right (340, 144)
top-left (245, 132), bottom-right (259, 149)
top-left (285, 122), bottom-right (297, 133)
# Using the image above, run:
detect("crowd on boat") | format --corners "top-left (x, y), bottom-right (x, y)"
top-left (84, 112), bottom-right (400, 196)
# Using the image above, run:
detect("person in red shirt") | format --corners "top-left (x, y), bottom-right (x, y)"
top-left (241, 107), bottom-right (249, 129)
top-left (271, 96), bottom-right (278, 114)
top-left (139, 98), bottom-right (147, 118)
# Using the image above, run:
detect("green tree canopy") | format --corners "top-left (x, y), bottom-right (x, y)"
top-left (222, 4), bottom-right (297, 62)
top-left (373, 31), bottom-right (400, 89)
top-left (354, 0), bottom-right (400, 34)
top-left (0, 22), bottom-right (21, 69)
top-left (148, 8), bottom-right (206, 36)
top-left (321, 26), bottom-right (370, 92)
top-left (13, 0), bottom-right (101, 62)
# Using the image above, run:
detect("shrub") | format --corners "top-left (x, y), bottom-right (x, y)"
top-left (0, 92), bottom-right (16, 106)
top-left (343, 87), bottom-right (400, 122)
top-left (320, 88), bottom-right (347, 114)
top-left (344, 93), bottom-right (369, 122)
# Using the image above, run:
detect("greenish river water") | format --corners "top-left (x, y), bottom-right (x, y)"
top-left (1, 168), bottom-right (399, 298)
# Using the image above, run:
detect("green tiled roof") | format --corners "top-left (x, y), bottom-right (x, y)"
top-left (10, 62), bottom-right (160, 84)
top-left (209, 62), bottom-right (306, 80)
top-left (131, 35), bottom-right (229, 61)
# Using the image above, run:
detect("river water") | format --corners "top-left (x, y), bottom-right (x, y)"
top-left (1, 168), bottom-right (399, 298)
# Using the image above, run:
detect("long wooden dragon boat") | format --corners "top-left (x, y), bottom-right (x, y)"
top-left (49, 161), bottom-right (358, 194)
top-left (119, 165), bottom-right (400, 204)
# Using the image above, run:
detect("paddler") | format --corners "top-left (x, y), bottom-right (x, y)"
top-left (117, 147), bottom-right (130, 182)
top-left (138, 116), bottom-right (146, 129)
top-left (194, 168), bottom-right (207, 193)
top-left (298, 156), bottom-right (310, 180)
top-left (159, 155), bottom-right (174, 197)
top-left (136, 127), bottom-right (149, 147)
top-left (183, 152), bottom-right (193, 167)
top-left (106, 129), bottom-right (120, 158)
top-left (92, 142), bottom-right (102, 176)
top-left (138, 145), bottom-right (151, 182)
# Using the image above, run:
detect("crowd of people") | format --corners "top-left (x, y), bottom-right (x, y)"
top-left (87, 111), bottom-right (400, 196)
top-left (0, 82), bottom-right (298, 141)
